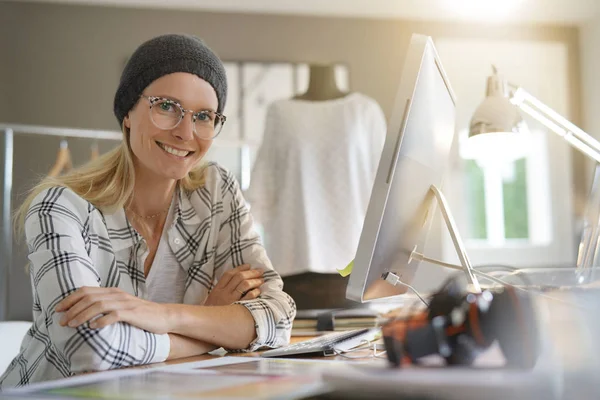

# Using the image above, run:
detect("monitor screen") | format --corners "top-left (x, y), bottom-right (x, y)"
top-left (347, 34), bottom-right (457, 302)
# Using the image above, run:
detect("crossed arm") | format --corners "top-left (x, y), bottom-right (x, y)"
top-left (32, 237), bottom-right (289, 371)
top-left (54, 265), bottom-right (266, 360)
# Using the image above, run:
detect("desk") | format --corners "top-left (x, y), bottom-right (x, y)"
top-left (318, 290), bottom-right (600, 400)
top-left (155, 336), bottom-right (384, 400)
top-left (5, 291), bottom-right (599, 400)
top-left (140, 335), bottom-right (381, 400)
top-left (1, 336), bottom-right (380, 400)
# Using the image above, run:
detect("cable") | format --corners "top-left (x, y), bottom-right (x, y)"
top-left (382, 272), bottom-right (429, 307)
top-left (333, 339), bottom-right (388, 359)
top-left (383, 266), bottom-right (582, 311)
top-left (474, 264), bottom-right (519, 271)
top-left (470, 268), bottom-right (587, 309)
top-left (472, 264), bottom-right (533, 286)
top-left (412, 251), bottom-right (527, 282)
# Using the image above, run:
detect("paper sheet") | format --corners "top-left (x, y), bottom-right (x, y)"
top-left (4, 357), bottom-right (340, 400)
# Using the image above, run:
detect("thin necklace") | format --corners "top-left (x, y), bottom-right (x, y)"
top-left (126, 204), bottom-right (170, 220)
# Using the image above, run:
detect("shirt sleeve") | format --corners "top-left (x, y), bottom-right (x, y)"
top-left (25, 187), bottom-right (170, 373)
top-left (244, 103), bottom-right (279, 227)
top-left (214, 168), bottom-right (296, 352)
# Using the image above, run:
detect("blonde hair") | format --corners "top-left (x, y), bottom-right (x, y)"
top-left (14, 125), bottom-right (206, 238)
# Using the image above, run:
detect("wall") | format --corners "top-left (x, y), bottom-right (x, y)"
top-left (0, 2), bottom-right (582, 128)
top-left (580, 18), bottom-right (600, 156)
top-left (0, 1), bottom-right (584, 318)
top-left (0, 4), bottom-right (13, 320)
top-left (0, 6), bottom-right (9, 122)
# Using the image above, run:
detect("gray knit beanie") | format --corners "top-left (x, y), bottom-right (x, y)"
top-left (113, 33), bottom-right (227, 127)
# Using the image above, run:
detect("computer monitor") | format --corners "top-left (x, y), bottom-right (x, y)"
top-left (347, 34), bottom-right (459, 302)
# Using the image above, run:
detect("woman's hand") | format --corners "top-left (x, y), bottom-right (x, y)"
top-left (204, 264), bottom-right (264, 306)
top-left (55, 287), bottom-right (171, 334)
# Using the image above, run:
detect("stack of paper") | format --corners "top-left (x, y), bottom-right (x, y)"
top-left (292, 308), bottom-right (384, 335)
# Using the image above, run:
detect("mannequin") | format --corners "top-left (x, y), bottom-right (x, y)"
top-left (294, 64), bottom-right (349, 101)
top-left (288, 64), bottom-right (351, 309)
top-left (248, 64), bottom-right (387, 310)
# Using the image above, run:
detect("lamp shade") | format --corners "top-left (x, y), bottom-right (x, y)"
top-left (464, 68), bottom-right (531, 164)
top-left (469, 71), bottom-right (524, 137)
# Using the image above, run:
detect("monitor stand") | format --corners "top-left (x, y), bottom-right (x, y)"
top-left (386, 185), bottom-right (482, 293)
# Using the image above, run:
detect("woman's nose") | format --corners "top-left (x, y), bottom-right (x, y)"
top-left (173, 113), bottom-right (195, 141)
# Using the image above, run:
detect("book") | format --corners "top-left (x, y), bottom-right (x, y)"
top-left (292, 308), bottom-right (384, 334)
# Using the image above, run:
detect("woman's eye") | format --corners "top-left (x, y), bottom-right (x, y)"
top-left (159, 101), bottom-right (175, 112)
top-left (197, 111), bottom-right (213, 123)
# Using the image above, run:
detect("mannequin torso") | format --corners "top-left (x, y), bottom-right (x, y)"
top-left (294, 64), bottom-right (349, 101)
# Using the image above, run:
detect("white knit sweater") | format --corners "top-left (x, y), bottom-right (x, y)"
top-left (246, 93), bottom-right (387, 277)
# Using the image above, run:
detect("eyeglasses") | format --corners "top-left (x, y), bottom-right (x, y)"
top-left (140, 95), bottom-right (226, 140)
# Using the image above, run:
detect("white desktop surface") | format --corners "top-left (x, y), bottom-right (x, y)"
top-left (323, 289), bottom-right (600, 400)
top-left (322, 340), bottom-right (560, 400)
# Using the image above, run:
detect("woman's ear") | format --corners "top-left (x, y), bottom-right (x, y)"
top-left (124, 115), bottom-right (131, 129)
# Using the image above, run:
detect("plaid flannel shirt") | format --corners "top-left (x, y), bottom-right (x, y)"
top-left (0, 163), bottom-right (296, 389)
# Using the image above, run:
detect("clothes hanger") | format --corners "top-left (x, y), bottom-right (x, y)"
top-left (90, 139), bottom-right (100, 161)
top-left (48, 138), bottom-right (73, 177)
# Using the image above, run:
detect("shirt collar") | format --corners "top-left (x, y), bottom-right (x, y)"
top-left (102, 207), bottom-right (142, 252)
top-left (102, 185), bottom-right (202, 252)
top-left (174, 185), bottom-right (203, 226)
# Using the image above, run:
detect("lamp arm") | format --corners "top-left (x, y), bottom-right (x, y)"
top-left (509, 86), bottom-right (600, 163)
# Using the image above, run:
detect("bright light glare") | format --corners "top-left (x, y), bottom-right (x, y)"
top-left (461, 131), bottom-right (532, 167)
top-left (443, 0), bottom-right (523, 20)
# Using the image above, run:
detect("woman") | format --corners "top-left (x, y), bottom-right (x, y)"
top-left (0, 33), bottom-right (296, 388)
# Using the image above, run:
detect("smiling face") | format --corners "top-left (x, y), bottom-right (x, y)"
top-left (124, 72), bottom-right (218, 182)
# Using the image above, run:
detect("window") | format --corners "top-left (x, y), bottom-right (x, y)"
top-left (432, 38), bottom-right (574, 269)
top-left (464, 129), bottom-right (552, 247)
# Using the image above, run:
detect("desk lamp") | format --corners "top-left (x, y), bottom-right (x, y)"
top-left (468, 66), bottom-right (600, 270)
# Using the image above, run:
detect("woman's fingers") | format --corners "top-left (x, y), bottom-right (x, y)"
top-left (89, 311), bottom-right (122, 330)
top-left (56, 286), bottom-right (109, 312)
top-left (56, 286), bottom-right (124, 313)
top-left (66, 300), bottom-right (122, 328)
top-left (236, 278), bottom-right (264, 294)
top-left (59, 296), bottom-right (96, 326)
top-left (59, 294), bottom-right (116, 326)
top-left (241, 288), bottom-right (261, 301)
top-left (217, 264), bottom-right (251, 288)
top-left (225, 269), bottom-right (263, 291)
top-left (205, 265), bottom-right (265, 306)
top-left (59, 291), bottom-right (126, 326)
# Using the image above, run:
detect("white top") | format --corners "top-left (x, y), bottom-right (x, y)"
top-left (144, 198), bottom-right (186, 304)
top-left (246, 93), bottom-right (387, 277)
